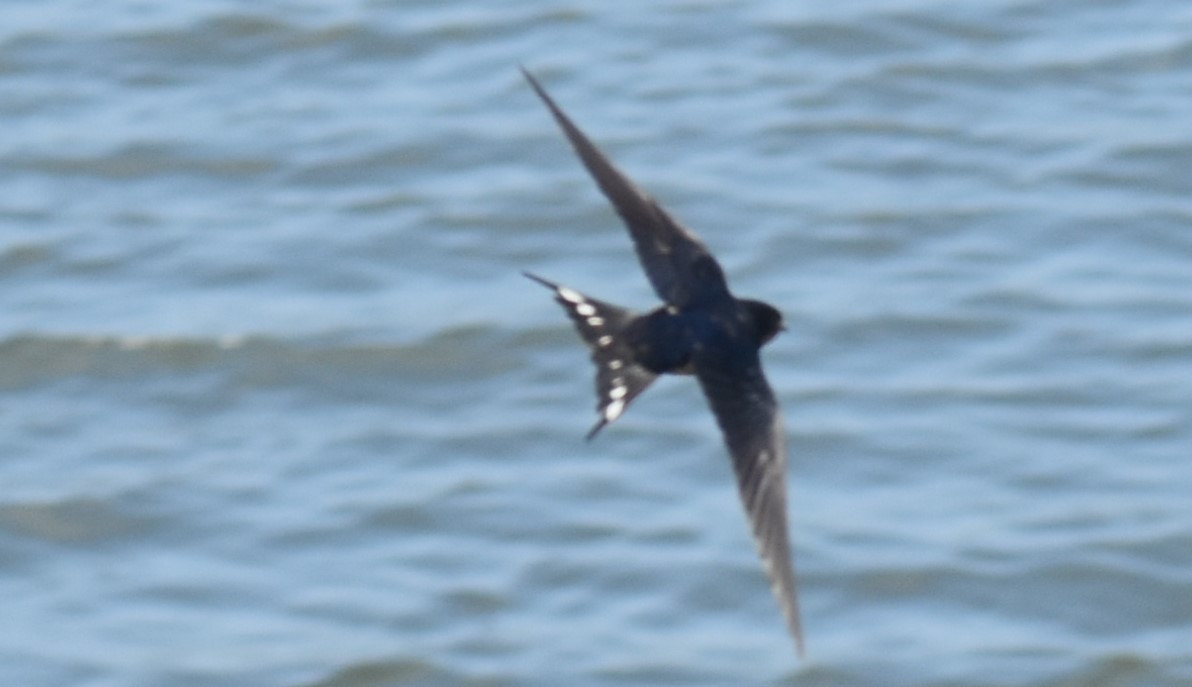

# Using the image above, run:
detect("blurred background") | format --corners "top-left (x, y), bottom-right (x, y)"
top-left (2, 1), bottom-right (1191, 685)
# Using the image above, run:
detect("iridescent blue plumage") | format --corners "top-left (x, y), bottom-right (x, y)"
top-left (522, 68), bottom-right (804, 657)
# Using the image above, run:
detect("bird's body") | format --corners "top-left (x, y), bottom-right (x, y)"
top-left (522, 68), bottom-right (805, 657)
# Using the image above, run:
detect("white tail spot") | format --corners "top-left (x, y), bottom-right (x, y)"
top-left (609, 385), bottom-right (627, 400)
top-left (604, 399), bottom-right (625, 421)
top-left (557, 287), bottom-right (583, 304)
top-left (586, 316), bottom-right (605, 327)
top-left (608, 360), bottom-right (623, 370)
top-left (575, 302), bottom-right (596, 317)
top-left (597, 335), bottom-right (613, 347)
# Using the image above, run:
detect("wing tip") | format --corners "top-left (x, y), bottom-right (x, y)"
top-left (771, 561), bottom-right (807, 658)
top-left (520, 66), bottom-right (560, 117)
top-left (771, 534), bottom-right (807, 659)
top-left (790, 609), bottom-right (807, 658)
top-left (519, 64), bottom-right (540, 90)
top-left (774, 548), bottom-right (807, 659)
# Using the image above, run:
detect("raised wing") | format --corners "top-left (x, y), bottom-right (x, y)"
top-left (522, 68), bottom-right (732, 309)
top-left (693, 343), bottom-right (805, 657)
top-left (524, 272), bottom-right (658, 439)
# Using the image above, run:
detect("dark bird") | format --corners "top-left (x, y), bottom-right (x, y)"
top-left (521, 68), bottom-right (805, 657)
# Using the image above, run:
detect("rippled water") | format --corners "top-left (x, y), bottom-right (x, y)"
top-left (3, 1), bottom-right (1192, 685)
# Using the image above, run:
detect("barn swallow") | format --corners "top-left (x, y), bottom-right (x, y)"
top-left (521, 68), bottom-right (805, 657)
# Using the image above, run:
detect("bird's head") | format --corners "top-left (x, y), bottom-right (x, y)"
top-left (742, 299), bottom-right (786, 347)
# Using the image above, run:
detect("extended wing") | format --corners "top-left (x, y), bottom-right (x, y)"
top-left (693, 343), bottom-right (805, 657)
top-left (523, 68), bottom-right (732, 309)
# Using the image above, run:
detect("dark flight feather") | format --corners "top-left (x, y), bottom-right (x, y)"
top-left (522, 68), bottom-right (732, 310)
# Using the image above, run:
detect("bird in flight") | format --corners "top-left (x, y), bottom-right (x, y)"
top-left (521, 68), bottom-right (805, 657)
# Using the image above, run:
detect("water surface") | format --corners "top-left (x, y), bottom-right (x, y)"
top-left (3, 1), bottom-right (1192, 685)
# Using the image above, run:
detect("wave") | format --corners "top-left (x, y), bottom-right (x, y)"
top-left (0, 326), bottom-right (532, 390)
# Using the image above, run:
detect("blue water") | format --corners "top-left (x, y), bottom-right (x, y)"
top-left (3, 1), bottom-right (1192, 685)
